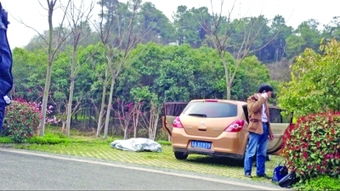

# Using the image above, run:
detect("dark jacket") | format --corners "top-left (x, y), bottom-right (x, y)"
top-left (0, 3), bottom-right (13, 99)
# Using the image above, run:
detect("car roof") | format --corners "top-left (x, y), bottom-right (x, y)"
top-left (189, 99), bottom-right (247, 105)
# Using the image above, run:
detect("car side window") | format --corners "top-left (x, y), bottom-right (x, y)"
top-left (270, 108), bottom-right (282, 123)
top-left (269, 108), bottom-right (292, 123)
top-left (163, 102), bottom-right (187, 116)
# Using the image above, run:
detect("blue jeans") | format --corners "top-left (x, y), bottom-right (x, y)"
top-left (244, 122), bottom-right (269, 176)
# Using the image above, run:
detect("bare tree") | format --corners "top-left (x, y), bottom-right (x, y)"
top-left (39, 0), bottom-right (71, 136)
top-left (136, 101), bottom-right (160, 140)
top-left (204, 0), bottom-right (275, 99)
top-left (114, 100), bottom-right (134, 139)
top-left (148, 102), bottom-right (160, 140)
top-left (94, 0), bottom-right (116, 137)
top-left (131, 102), bottom-right (142, 138)
top-left (65, 0), bottom-right (94, 136)
top-left (95, 0), bottom-right (142, 138)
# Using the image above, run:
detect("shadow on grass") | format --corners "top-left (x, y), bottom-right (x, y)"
top-left (187, 155), bottom-right (244, 167)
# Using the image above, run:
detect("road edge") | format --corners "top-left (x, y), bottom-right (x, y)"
top-left (0, 148), bottom-right (286, 190)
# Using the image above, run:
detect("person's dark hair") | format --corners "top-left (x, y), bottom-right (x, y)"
top-left (258, 84), bottom-right (273, 93)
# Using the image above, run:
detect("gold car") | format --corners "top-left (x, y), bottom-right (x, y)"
top-left (162, 99), bottom-right (291, 160)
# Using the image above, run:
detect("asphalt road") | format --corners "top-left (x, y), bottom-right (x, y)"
top-left (0, 149), bottom-right (282, 190)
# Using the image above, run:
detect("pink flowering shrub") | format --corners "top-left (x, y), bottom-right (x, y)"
top-left (3, 99), bottom-right (41, 142)
top-left (282, 112), bottom-right (340, 180)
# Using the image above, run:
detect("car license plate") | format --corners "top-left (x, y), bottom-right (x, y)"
top-left (191, 141), bottom-right (211, 149)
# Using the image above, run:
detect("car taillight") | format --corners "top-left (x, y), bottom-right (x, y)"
top-left (173, 116), bottom-right (184, 128)
top-left (224, 120), bottom-right (245, 132)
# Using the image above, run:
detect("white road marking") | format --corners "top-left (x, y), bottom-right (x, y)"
top-left (0, 148), bottom-right (284, 190)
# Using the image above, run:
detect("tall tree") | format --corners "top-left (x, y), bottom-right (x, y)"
top-left (286, 19), bottom-right (322, 58)
top-left (256, 15), bottom-right (292, 62)
top-left (323, 16), bottom-right (340, 41)
top-left (96, 0), bottom-right (142, 138)
top-left (204, 0), bottom-right (272, 99)
top-left (138, 2), bottom-right (175, 44)
top-left (95, 0), bottom-right (117, 137)
top-left (39, 0), bottom-right (71, 136)
top-left (174, 6), bottom-right (212, 48)
top-left (65, 0), bottom-right (94, 136)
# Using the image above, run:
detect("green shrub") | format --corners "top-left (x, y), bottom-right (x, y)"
top-left (282, 112), bottom-right (340, 181)
top-left (278, 40), bottom-right (340, 117)
top-left (3, 100), bottom-right (40, 143)
top-left (296, 176), bottom-right (340, 191)
top-left (27, 133), bottom-right (71, 144)
top-left (0, 136), bottom-right (13, 143)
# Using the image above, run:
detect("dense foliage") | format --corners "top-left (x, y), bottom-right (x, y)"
top-left (12, 43), bottom-right (271, 135)
top-left (282, 112), bottom-right (340, 181)
top-left (3, 100), bottom-right (41, 143)
top-left (279, 40), bottom-right (340, 117)
top-left (10, 0), bottom-right (340, 138)
top-left (26, 2), bottom-right (340, 64)
top-left (296, 176), bottom-right (340, 191)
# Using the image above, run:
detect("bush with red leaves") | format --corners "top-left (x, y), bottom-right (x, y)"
top-left (282, 112), bottom-right (340, 181)
top-left (3, 99), bottom-right (41, 142)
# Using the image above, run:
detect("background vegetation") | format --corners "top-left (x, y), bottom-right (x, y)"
top-left (9, 0), bottom-right (340, 139)
top-left (2, 1), bottom-right (339, 189)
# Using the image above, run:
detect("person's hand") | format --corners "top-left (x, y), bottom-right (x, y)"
top-left (261, 92), bottom-right (268, 99)
top-left (3, 95), bottom-right (11, 105)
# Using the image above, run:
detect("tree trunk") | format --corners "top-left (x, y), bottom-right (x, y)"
top-left (132, 104), bottom-right (141, 138)
top-left (103, 58), bottom-right (115, 138)
top-left (123, 126), bottom-right (129, 139)
top-left (61, 120), bottom-right (66, 132)
top-left (39, 2), bottom-right (55, 136)
top-left (152, 114), bottom-right (159, 140)
top-left (222, 59), bottom-right (231, 99)
top-left (148, 103), bottom-right (160, 140)
top-left (65, 47), bottom-right (77, 136)
top-left (39, 62), bottom-right (52, 136)
top-left (96, 66), bottom-right (109, 137)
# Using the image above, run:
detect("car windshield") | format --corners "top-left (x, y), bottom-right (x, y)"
top-left (182, 102), bottom-right (237, 118)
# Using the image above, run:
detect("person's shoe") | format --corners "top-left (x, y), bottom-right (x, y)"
top-left (245, 173), bottom-right (252, 178)
top-left (257, 174), bottom-right (271, 179)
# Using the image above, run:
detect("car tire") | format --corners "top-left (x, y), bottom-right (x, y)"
top-left (174, 151), bottom-right (188, 160)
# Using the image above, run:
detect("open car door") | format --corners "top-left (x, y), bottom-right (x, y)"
top-left (267, 106), bottom-right (292, 154)
top-left (242, 105), bottom-right (291, 154)
top-left (161, 102), bottom-right (188, 138)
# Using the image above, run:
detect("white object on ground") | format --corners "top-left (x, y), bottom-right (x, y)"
top-left (111, 138), bottom-right (162, 152)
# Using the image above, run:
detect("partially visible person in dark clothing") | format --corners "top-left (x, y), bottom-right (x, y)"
top-left (0, 3), bottom-right (13, 133)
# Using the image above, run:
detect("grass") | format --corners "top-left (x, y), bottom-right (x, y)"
top-left (1, 129), bottom-right (284, 183)
top-left (294, 176), bottom-right (340, 191)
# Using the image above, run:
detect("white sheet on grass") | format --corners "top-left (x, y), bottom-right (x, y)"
top-left (111, 138), bottom-right (162, 152)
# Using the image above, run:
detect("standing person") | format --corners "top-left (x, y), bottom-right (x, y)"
top-left (0, 3), bottom-right (13, 133)
top-left (244, 84), bottom-right (274, 178)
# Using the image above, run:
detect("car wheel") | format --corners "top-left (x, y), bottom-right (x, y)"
top-left (174, 151), bottom-right (188, 160)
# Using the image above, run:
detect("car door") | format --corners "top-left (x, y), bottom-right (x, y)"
top-left (161, 102), bottom-right (188, 139)
top-left (267, 107), bottom-right (292, 154)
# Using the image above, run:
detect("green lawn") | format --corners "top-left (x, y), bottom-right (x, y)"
top-left (0, 132), bottom-right (284, 183)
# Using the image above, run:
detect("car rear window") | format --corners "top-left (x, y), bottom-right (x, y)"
top-left (182, 102), bottom-right (237, 118)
